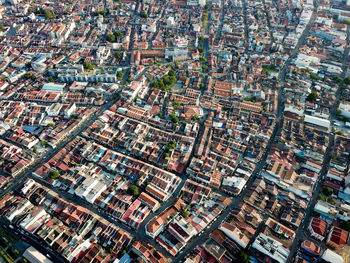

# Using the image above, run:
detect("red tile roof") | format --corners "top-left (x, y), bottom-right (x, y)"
top-left (311, 218), bottom-right (327, 237)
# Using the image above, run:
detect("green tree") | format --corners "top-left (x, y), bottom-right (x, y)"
top-left (340, 221), bottom-right (350, 232)
top-left (334, 76), bottom-right (343, 83)
top-left (336, 130), bottom-right (344, 135)
top-left (116, 71), bottom-right (124, 80)
top-left (191, 115), bottom-right (200, 121)
top-left (114, 31), bottom-right (123, 38)
top-left (83, 62), bottom-right (95, 70)
top-left (182, 211), bottom-right (190, 217)
top-left (344, 19), bottom-right (350, 25)
top-left (309, 72), bottom-right (319, 80)
top-left (306, 92), bottom-right (318, 102)
top-left (244, 97), bottom-right (257, 103)
top-left (168, 69), bottom-right (175, 77)
top-left (327, 197), bottom-right (335, 205)
top-left (317, 195), bottom-right (326, 201)
top-left (32, 146), bottom-right (38, 153)
top-left (49, 170), bottom-right (60, 179)
top-left (48, 76), bottom-right (55, 82)
top-left (115, 51), bottom-right (122, 59)
top-left (170, 113), bottom-right (179, 124)
top-left (172, 100), bottom-right (180, 109)
top-left (150, 71), bottom-right (176, 91)
top-left (23, 73), bottom-right (36, 80)
top-left (344, 77), bottom-right (350, 85)
top-left (262, 65), bottom-right (279, 73)
top-left (235, 250), bottom-right (250, 263)
top-left (323, 187), bottom-right (333, 197)
top-left (106, 34), bottom-right (116, 42)
top-left (140, 11), bottom-right (148, 18)
top-left (127, 185), bottom-right (139, 196)
top-left (0, 25), bottom-right (3, 31)
top-left (44, 10), bottom-right (56, 19)
top-left (165, 140), bottom-right (176, 151)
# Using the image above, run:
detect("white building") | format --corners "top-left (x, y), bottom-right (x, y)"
top-left (23, 247), bottom-right (52, 263)
top-left (252, 233), bottom-right (290, 263)
top-left (339, 102), bottom-right (350, 118)
top-left (321, 249), bottom-right (344, 263)
top-left (219, 222), bottom-right (249, 248)
top-left (6, 200), bottom-right (32, 222)
top-left (74, 176), bottom-right (107, 204)
top-left (304, 115), bottom-right (330, 131)
top-left (167, 17), bottom-right (175, 27)
top-left (47, 103), bottom-right (63, 117)
top-left (64, 103), bottom-right (77, 118)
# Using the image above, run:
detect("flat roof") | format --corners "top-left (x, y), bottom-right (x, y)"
top-left (304, 115), bottom-right (330, 129)
top-left (23, 246), bottom-right (53, 263)
top-left (42, 83), bottom-right (66, 92)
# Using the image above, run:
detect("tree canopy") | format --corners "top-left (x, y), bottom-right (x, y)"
top-left (235, 250), bottom-right (250, 263)
top-left (115, 51), bottom-right (122, 59)
top-left (170, 113), bottom-right (179, 124)
top-left (23, 73), bottom-right (36, 80)
top-left (127, 185), bottom-right (139, 196)
top-left (116, 71), bottom-right (124, 80)
top-left (106, 34), bottom-right (115, 42)
top-left (83, 62), bottom-right (95, 70)
top-left (150, 71), bottom-right (176, 91)
top-left (322, 187), bottom-right (333, 197)
top-left (49, 170), bottom-right (60, 179)
top-left (306, 92), bottom-right (318, 102)
top-left (172, 100), bottom-right (180, 109)
top-left (44, 10), bottom-right (56, 19)
top-left (140, 11), bottom-right (148, 18)
top-left (182, 211), bottom-right (190, 217)
top-left (107, 31), bottom-right (124, 43)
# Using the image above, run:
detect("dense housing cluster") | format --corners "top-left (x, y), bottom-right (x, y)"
top-left (0, 0), bottom-right (349, 262)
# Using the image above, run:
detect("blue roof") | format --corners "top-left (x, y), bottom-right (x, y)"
top-left (119, 253), bottom-right (132, 263)
top-left (338, 192), bottom-right (350, 202)
top-left (42, 83), bottom-right (66, 92)
top-left (22, 126), bottom-right (38, 133)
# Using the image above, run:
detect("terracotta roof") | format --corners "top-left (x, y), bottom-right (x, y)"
top-left (311, 218), bottom-right (327, 237)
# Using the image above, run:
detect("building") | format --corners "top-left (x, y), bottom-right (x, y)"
top-left (23, 246), bottom-right (52, 263)
top-left (252, 233), bottom-right (290, 263)
top-left (304, 115), bottom-right (330, 132)
top-left (326, 227), bottom-right (349, 248)
top-left (321, 249), bottom-right (344, 263)
top-left (42, 83), bottom-right (66, 93)
top-left (218, 222), bottom-right (249, 248)
top-left (308, 217), bottom-right (327, 241)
